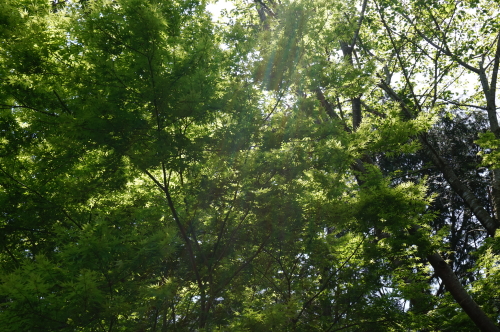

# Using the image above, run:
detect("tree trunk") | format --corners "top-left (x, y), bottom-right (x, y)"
top-left (378, 80), bottom-right (500, 236)
top-left (316, 84), bottom-right (499, 332)
top-left (427, 253), bottom-right (500, 332)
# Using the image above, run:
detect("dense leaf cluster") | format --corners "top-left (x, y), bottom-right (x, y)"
top-left (1, 0), bottom-right (499, 331)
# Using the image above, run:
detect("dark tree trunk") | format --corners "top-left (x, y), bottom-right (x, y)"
top-left (427, 253), bottom-right (500, 332)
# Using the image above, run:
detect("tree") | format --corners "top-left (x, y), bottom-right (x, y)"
top-left (232, 0), bottom-right (500, 329)
top-left (0, 0), bottom-right (499, 331)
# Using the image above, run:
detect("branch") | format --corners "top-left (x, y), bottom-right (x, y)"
top-left (377, 79), bottom-right (499, 236)
top-left (360, 100), bottom-right (386, 118)
top-left (428, 253), bottom-right (500, 332)
top-left (0, 104), bottom-right (58, 117)
top-left (315, 88), bottom-right (351, 133)
top-left (211, 185), bottom-right (240, 265)
top-left (438, 99), bottom-right (488, 111)
top-left (144, 169), bottom-right (203, 290)
top-left (488, 32), bottom-right (500, 133)
top-left (396, 6), bottom-right (480, 74)
top-left (212, 233), bottom-right (271, 297)
top-left (488, 35), bottom-right (500, 223)
top-left (254, 0), bottom-right (276, 18)
top-left (295, 237), bottom-right (365, 323)
top-left (377, 4), bottom-right (423, 115)
top-left (0, 165), bottom-right (82, 230)
top-left (349, 0), bottom-right (369, 51)
top-left (52, 90), bottom-right (73, 115)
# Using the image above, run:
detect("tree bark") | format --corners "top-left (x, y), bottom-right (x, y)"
top-left (317, 82), bottom-right (499, 332)
top-left (420, 133), bottom-right (499, 236)
top-left (479, 34), bottom-right (500, 222)
top-left (427, 253), bottom-right (500, 332)
top-left (378, 80), bottom-right (500, 236)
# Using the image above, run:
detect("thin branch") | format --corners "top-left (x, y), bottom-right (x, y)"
top-left (294, 236), bottom-right (365, 323)
top-left (315, 88), bottom-right (351, 133)
top-left (0, 165), bottom-right (82, 230)
top-left (349, 0), bottom-right (369, 51)
top-left (360, 100), bottom-right (386, 118)
top-left (52, 90), bottom-right (73, 115)
top-left (212, 233), bottom-right (271, 296)
top-left (0, 104), bottom-right (58, 117)
top-left (438, 99), bottom-right (488, 111)
top-left (144, 169), bottom-right (203, 290)
top-left (211, 185), bottom-right (240, 265)
top-left (263, 89), bottom-right (286, 122)
top-left (377, 3), bottom-right (423, 116)
top-left (397, 9), bottom-right (480, 74)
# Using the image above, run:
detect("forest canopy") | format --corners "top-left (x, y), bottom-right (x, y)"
top-left (1, 0), bottom-right (500, 331)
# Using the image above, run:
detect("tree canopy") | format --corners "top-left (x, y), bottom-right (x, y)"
top-left (1, 0), bottom-right (500, 331)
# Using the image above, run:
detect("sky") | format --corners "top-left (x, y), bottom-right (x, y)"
top-left (206, 0), bottom-right (235, 22)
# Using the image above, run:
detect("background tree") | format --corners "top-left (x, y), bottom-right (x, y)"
top-left (0, 0), bottom-right (499, 331)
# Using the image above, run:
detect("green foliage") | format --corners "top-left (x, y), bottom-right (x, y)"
top-left (0, 0), bottom-right (498, 330)
top-left (476, 131), bottom-right (500, 168)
